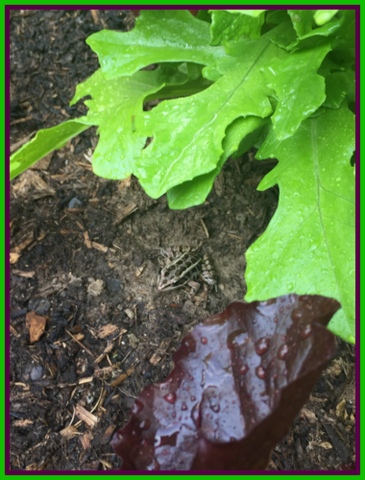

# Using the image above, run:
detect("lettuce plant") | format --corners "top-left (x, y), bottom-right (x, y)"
top-left (10, 9), bottom-right (355, 343)
top-left (112, 295), bottom-right (339, 470)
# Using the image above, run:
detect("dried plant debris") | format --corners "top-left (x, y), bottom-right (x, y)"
top-left (111, 295), bottom-right (339, 471)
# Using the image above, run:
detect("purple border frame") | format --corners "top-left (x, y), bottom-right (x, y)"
top-left (5, 4), bottom-right (360, 475)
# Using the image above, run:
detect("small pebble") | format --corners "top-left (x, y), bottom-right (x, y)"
top-left (30, 366), bottom-right (44, 381)
top-left (125, 308), bottom-right (135, 320)
top-left (106, 278), bottom-right (121, 293)
top-left (68, 197), bottom-right (82, 208)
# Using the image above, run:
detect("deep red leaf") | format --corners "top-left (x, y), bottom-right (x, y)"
top-left (111, 295), bottom-right (339, 471)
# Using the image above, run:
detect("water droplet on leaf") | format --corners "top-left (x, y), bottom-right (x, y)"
top-left (277, 343), bottom-right (289, 360)
top-left (255, 337), bottom-right (270, 355)
top-left (301, 324), bottom-right (312, 339)
top-left (255, 365), bottom-right (266, 379)
top-left (163, 392), bottom-right (177, 404)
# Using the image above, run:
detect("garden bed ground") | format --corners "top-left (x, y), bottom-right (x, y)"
top-left (9, 9), bottom-right (355, 471)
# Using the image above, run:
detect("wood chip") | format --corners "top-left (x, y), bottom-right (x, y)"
top-left (320, 441), bottom-right (333, 450)
top-left (91, 241), bottom-right (108, 253)
top-left (12, 170), bottom-right (55, 197)
top-left (59, 229), bottom-right (81, 236)
top-left (25, 312), bottom-right (47, 343)
top-left (87, 279), bottom-right (104, 297)
top-left (100, 425), bottom-right (116, 445)
top-left (12, 269), bottom-right (36, 278)
top-left (10, 252), bottom-right (21, 264)
top-left (336, 399), bottom-right (347, 419)
top-left (78, 376), bottom-right (94, 385)
top-left (94, 365), bottom-right (120, 378)
top-left (110, 367), bottom-right (135, 387)
top-left (113, 202), bottom-right (138, 226)
top-left (29, 154), bottom-right (53, 172)
top-left (83, 231), bottom-right (92, 249)
top-left (60, 425), bottom-right (81, 439)
top-left (149, 339), bottom-right (171, 366)
top-left (75, 404), bottom-right (98, 428)
top-left (97, 324), bottom-right (120, 339)
top-left (80, 431), bottom-right (94, 450)
top-left (13, 419), bottom-right (33, 427)
top-left (100, 458), bottom-right (113, 469)
top-left (326, 360), bottom-right (343, 377)
top-left (90, 9), bottom-right (99, 24)
top-left (12, 232), bottom-right (34, 253)
top-left (301, 407), bottom-right (317, 423)
top-left (118, 177), bottom-right (132, 190)
top-left (135, 266), bottom-right (144, 277)
top-left (125, 308), bottom-right (135, 320)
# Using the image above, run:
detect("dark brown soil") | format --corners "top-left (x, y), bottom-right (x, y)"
top-left (9, 9), bottom-right (355, 472)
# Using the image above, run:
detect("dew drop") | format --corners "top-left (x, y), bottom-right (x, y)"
top-left (181, 401), bottom-right (188, 411)
top-left (255, 365), bottom-right (266, 379)
top-left (277, 343), bottom-right (289, 360)
top-left (132, 399), bottom-right (144, 414)
top-left (240, 364), bottom-right (248, 375)
top-left (190, 395), bottom-right (196, 402)
top-left (291, 308), bottom-right (303, 321)
top-left (139, 419), bottom-right (151, 430)
top-left (255, 337), bottom-right (270, 355)
top-left (201, 336), bottom-right (208, 345)
top-left (191, 401), bottom-right (200, 428)
top-left (301, 324), bottom-right (312, 339)
top-left (210, 403), bottom-right (220, 413)
top-left (163, 392), bottom-right (177, 404)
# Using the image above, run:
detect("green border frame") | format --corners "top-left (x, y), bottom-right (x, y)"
top-left (4, 2), bottom-right (360, 478)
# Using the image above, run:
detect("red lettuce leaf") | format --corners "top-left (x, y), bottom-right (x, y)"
top-left (111, 295), bottom-right (339, 470)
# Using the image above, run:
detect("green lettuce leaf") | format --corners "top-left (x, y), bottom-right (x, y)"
top-left (134, 37), bottom-right (280, 199)
top-left (86, 10), bottom-right (225, 79)
top-left (245, 104), bottom-right (355, 343)
top-left (166, 116), bottom-right (266, 209)
top-left (10, 120), bottom-right (91, 180)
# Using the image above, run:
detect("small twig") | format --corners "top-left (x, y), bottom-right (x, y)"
top-left (65, 329), bottom-right (95, 358)
top-left (90, 10), bottom-right (99, 24)
top-left (200, 218), bottom-right (210, 238)
top-left (91, 385), bottom-right (105, 413)
top-left (110, 367), bottom-right (135, 387)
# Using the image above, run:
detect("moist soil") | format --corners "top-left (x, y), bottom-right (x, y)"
top-left (9, 9), bottom-right (355, 472)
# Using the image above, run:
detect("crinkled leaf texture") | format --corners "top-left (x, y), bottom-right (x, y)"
top-left (86, 10), bottom-right (225, 78)
top-left (111, 295), bottom-right (338, 471)
top-left (135, 35), bottom-right (274, 199)
top-left (246, 105), bottom-right (355, 343)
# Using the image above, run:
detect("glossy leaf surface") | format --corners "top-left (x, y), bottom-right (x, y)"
top-left (245, 105), bottom-right (355, 343)
top-left (112, 295), bottom-right (339, 470)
